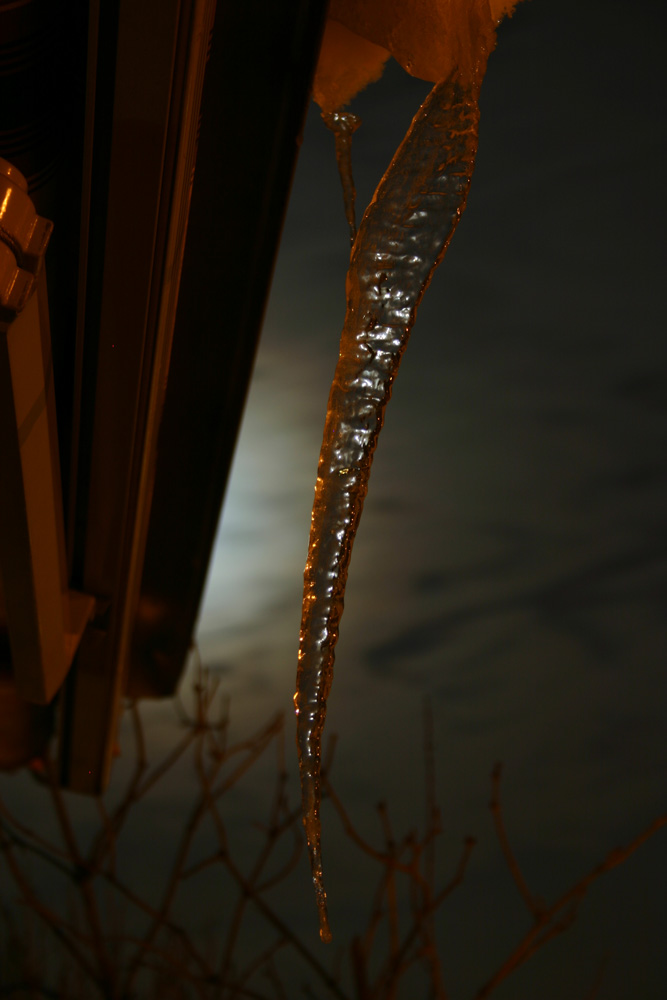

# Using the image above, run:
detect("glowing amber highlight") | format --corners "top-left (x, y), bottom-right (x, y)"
top-left (298, 0), bottom-right (525, 942)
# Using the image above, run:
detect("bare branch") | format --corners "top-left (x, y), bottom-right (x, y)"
top-left (476, 812), bottom-right (667, 998)
top-left (0, 827), bottom-right (99, 984)
top-left (489, 763), bottom-right (542, 916)
top-left (196, 751), bottom-right (349, 1000)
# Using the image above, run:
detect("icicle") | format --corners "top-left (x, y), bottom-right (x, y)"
top-left (295, 69), bottom-right (482, 942)
top-left (321, 110), bottom-right (362, 246)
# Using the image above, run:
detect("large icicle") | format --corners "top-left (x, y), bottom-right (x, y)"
top-left (295, 69), bottom-right (482, 941)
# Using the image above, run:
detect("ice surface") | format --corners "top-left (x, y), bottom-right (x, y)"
top-left (321, 110), bottom-right (361, 245)
top-left (296, 72), bottom-right (481, 941)
top-left (298, 0), bottom-right (525, 943)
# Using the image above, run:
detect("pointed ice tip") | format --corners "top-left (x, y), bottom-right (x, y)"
top-left (312, 860), bottom-right (332, 942)
top-left (317, 888), bottom-right (332, 942)
top-left (320, 921), bottom-right (333, 944)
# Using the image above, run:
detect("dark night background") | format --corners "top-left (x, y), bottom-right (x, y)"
top-left (2, 1), bottom-right (666, 997)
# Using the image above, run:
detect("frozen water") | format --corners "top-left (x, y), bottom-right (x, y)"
top-left (295, 69), bottom-right (482, 940)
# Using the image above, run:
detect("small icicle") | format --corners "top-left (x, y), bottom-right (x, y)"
top-left (295, 69), bottom-right (483, 942)
top-left (321, 110), bottom-right (362, 246)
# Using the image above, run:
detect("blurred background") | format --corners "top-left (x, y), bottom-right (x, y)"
top-left (1, 1), bottom-right (666, 997)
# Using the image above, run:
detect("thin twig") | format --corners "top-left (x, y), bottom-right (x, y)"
top-left (100, 868), bottom-right (213, 979)
top-left (0, 797), bottom-right (71, 866)
top-left (217, 721), bottom-right (301, 986)
top-left (43, 756), bottom-right (114, 988)
top-left (230, 938), bottom-right (289, 1000)
top-left (489, 763), bottom-right (542, 915)
top-left (375, 836), bottom-right (476, 997)
top-left (121, 734), bottom-right (220, 994)
top-left (377, 802), bottom-right (400, 966)
top-left (324, 778), bottom-right (424, 879)
top-left (420, 703), bottom-right (448, 1000)
top-left (133, 727), bottom-right (197, 802)
top-left (195, 747), bottom-right (349, 1000)
top-left (476, 807), bottom-right (667, 998)
top-left (104, 933), bottom-right (212, 997)
top-left (86, 703), bottom-right (150, 871)
top-left (0, 820), bottom-right (77, 882)
top-left (0, 828), bottom-right (99, 984)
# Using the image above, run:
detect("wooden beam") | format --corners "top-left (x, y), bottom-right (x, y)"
top-left (0, 270), bottom-right (93, 704)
